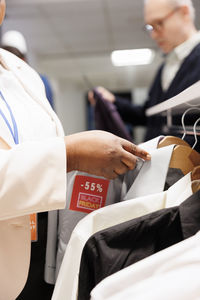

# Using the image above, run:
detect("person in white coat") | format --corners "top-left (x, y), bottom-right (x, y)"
top-left (0, 1), bottom-right (150, 300)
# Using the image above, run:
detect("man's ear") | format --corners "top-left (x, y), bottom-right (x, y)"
top-left (180, 5), bottom-right (190, 18)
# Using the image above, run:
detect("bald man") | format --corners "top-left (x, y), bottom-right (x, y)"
top-left (89, 0), bottom-right (200, 145)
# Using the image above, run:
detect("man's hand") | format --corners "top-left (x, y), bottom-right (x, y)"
top-left (88, 86), bottom-right (116, 106)
top-left (65, 130), bottom-right (151, 179)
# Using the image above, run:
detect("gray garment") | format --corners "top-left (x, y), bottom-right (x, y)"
top-left (45, 163), bottom-right (143, 284)
top-left (55, 168), bottom-right (140, 280)
top-left (45, 209), bottom-right (59, 284)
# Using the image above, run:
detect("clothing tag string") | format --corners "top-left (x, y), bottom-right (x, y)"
top-left (0, 91), bottom-right (19, 144)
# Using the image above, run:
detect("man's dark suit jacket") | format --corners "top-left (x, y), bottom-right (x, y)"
top-left (114, 43), bottom-right (200, 143)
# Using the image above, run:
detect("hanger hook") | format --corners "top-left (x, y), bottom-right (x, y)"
top-left (181, 107), bottom-right (200, 140)
top-left (192, 117), bottom-right (200, 149)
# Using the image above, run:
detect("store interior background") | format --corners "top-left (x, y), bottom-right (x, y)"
top-left (3, 0), bottom-right (200, 143)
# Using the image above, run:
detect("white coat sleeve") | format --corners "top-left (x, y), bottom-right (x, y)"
top-left (0, 137), bottom-right (67, 220)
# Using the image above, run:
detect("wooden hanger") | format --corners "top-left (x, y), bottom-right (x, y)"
top-left (191, 166), bottom-right (200, 193)
top-left (191, 165), bottom-right (200, 181)
top-left (168, 145), bottom-right (200, 175)
top-left (158, 136), bottom-right (200, 175)
top-left (157, 136), bottom-right (190, 148)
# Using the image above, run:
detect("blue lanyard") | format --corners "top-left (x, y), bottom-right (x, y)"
top-left (0, 91), bottom-right (19, 144)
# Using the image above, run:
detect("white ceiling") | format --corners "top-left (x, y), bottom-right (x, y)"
top-left (2, 0), bottom-right (200, 90)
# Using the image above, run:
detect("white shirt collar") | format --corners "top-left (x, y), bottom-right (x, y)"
top-left (166, 31), bottom-right (200, 63)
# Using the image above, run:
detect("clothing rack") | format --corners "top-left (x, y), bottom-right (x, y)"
top-left (146, 80), bottom-right (200, 136)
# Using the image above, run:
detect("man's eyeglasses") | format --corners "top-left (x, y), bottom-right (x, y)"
top-left (144, 6), bottom-right (181, 33)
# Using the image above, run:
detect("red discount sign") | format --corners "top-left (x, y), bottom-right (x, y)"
top-left (69, 175), bottom-right (110, 213)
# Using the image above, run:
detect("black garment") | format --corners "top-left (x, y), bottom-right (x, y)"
top-left (114, 43), bottom-right (200, 144)
top-left (94, 89), bottom-right (132, 141)
top-left (78, 191), bottom-right (200, 300)
top-left (164, 167), bottom-right (184, 190)
top-left (16, 213), bottom-right (54, 300)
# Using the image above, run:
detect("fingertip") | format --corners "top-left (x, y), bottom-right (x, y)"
top-left (122, 141), bottom-right (151, 161)
top-left (144, 153), bottom-right (151, 160)
top-left (137, 149), bottom-right (151, 161)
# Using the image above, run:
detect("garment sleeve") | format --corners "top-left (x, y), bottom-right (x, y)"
top-left (0, 137), bottom-right (67, 220)
top-left (115, 97), bottom-right (146, 126)
top-left (114, 63), bottom-right (166, 127)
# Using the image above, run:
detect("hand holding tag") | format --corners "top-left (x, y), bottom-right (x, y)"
top-left (65, 130), bottom-right (150, 180)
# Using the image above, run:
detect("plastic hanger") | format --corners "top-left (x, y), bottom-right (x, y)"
top-left (181, 107), bottom-right (200, 141)
top-left (158, 107), bottom-right (200, 148)
top-left (191, 117), bottom-right (200, 149)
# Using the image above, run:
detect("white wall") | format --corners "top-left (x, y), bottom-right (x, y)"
top-left (133, 87), bottom-right (148, 144)
top-left (53, 79), bottom-right (87, 135)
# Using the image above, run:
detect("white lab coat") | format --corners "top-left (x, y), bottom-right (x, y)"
top-left (0, 49), bottom-right (67, 300)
